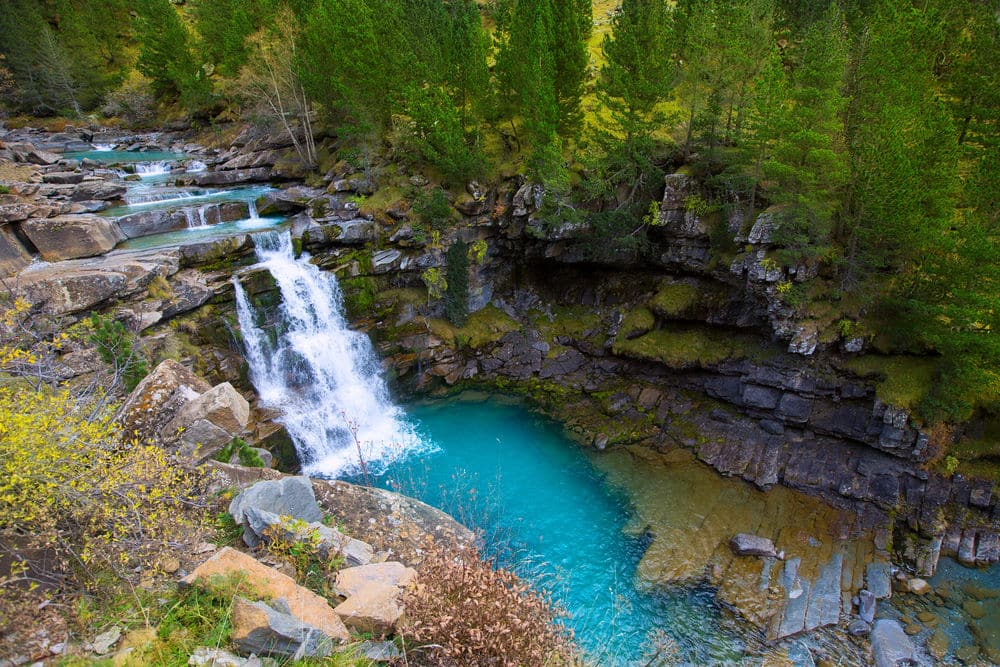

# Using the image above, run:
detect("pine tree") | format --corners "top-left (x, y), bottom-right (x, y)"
top-left (589, 0), bottom-right (674, 208)
top-left (764, 2), bottom-right (848, 261)
top-left (551, 0), bottom-right (592, 133)
top-left (134, 0), bottom-right (211, 111)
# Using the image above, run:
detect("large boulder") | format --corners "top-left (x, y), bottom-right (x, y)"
top-left (21, 215), bottom-right (122, 261)
top-left (162, 382), bottom-right (250, 459)
top-left (231, 597), bottom-right (338, 658)
top-left (334, 562), bottom-right (417, 598)
top-left (333, 584), bottom-right (404, 636)
top-left (184, 547), bottom-right (349, 644)
top-left (70, 181), bottom-right (127, 202)
top-left (730, 534), bottom-right (779, 558)
top-left (42, 172), bottom-right (85, 185)
top-left (116, 359), bottom-right (211, 441)
top-left (229, 476), bottom-right (324, 527)
top-left (116, 209), bottom-right (188, 239)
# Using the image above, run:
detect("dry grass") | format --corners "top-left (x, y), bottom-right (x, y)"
top-left (402, 538), bottom-right (576, 667)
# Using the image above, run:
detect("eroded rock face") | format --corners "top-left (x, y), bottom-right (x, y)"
top-left (0, 223), bottom-right (31, 276)
top-left (21, 215), bottom-right (122, 261)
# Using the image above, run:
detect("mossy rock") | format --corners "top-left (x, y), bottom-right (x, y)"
top-left (612, 324), bottom-right (761, 370)
top-left (648, 283), bottom-right (701, 318)
top-left (619, 306), bottom-right (655, 339)
top-left (841, 355), bottom-right (937, 411)
top-left (428, 305), bottom-right (520, 349)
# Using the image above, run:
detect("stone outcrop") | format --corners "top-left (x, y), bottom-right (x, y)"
top-left (184, 547), bottom-right (350, 645)
top-left (231, 597), bottom-right (340, 658)
top-left (334, 562), bottom-right (417, 598)
top-left (163, 381), bottom-right (250, 459)
top-left (333, 584), bottom-right (404, 635)
top-left (21, 215), bottom-right (122, 261)
top-left (117, 359), bottom-right (212, 441)
top-left (0, 223), bottom-right (32, 276)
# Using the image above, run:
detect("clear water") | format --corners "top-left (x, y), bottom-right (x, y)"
top-left (104, 185), bottom-right (274, 216)
top-left (62, 149), bottom-right (187, 162)
top-left (358, 397), bottom-right (747, 666)
top-left (117, 216), bottom-right (287, 250)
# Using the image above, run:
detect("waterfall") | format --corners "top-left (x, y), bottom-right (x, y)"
top-left (186, 160), bottom-right (207, 173)
top-left (247, 197), bottom-right (259, 220)
top-left (135, 161), bottom-right (171, 178)
top-left (232, 231), bottom-right (424, 477)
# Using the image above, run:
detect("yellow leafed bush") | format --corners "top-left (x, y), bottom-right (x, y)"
top-left (0, 387), bottom-right (207, 588)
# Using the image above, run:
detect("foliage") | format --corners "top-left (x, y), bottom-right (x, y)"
top-left (102, 71), bottom-right (156, 124)
top-left (260, 516), bottom-right (344, 596)
top-left (413, 187), bottom-right (453, 229)
top-left (421, 267), bottom-right (448, 302)
top-left (402, 84), bottom-right (486, 182)
top-left (0, 296), bottom-right (68, 389)
top-left (402, 538), bottom-right (574, 667)
top-left (444, 242), bottom-right (470, 327)
top-left (88, 312), bottom-right (149, 392)
top-left (237, 8), bottom-right (316, 168)
top-left (134, 0), bottom-right (213, 113)
top-left (0, 387), bottom-right (207, 598)
top-left (213, 436), bottom-right (265, 467)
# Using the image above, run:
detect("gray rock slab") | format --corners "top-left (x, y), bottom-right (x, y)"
top-left (229, 476), bottom-right (323, 526)
top-left (866, 561), bottom-right (892, 599)
top-left (804, 552), bottom-right (843, 631)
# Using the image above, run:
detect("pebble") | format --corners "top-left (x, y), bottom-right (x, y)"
top-left (916, 611), bottom-right (937, 625)
top-left (904, 624), bottom-right (922, 636)
top-left (848, 619), bottom-right (870, 636)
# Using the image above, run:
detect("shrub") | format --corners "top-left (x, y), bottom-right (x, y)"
top-left (0, 388), bottom-right (208, 599)
top-left (413, 187), bottom-right (453, 230)
top-left (402, 539), bottom-right (575, 667)
top-left (102, 71), bottom-right (156, 124)
top-left (88, 312), bottom-right (149, 392)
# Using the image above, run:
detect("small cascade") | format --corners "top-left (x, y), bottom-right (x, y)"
top-left (183, 208), bottom-right (199, 228)
top-left (186, 160), bottom-right (207, 173)
top-left (92, 143), bottom-right (115, 151)
top-left (247, 197), bottom-right (259, 220)
top-left (196, 205), bottom-right (210, 227)
top-left (233, 231), bottom-right (424, 477)
top-left (134, 161), bottom-right (171, 178)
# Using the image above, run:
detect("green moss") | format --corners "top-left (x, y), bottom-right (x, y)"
top-left (649, 283), bottom-right (700, 318)
top-left (428, 305), bottom-right (521, 349)
top-left (342, 276), bottom-right (379, 318)
top-left (613, 324), bottom-right (763, 369)
top-left (619, 306), bottom-right (655, 338)
top-left (359, 186), bottom-right (407, 219)
top-left (842, 355), bottom-right (938, 410)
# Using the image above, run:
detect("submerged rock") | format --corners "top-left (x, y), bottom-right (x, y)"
top-left (871, 619), bottom-right (916, 667)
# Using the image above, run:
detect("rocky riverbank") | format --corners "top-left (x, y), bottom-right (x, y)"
top-left (3, 125), bottom-right (997, 663)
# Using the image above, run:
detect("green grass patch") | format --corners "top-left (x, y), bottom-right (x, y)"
top-left (358, 185), bottom-right (408, 219)
top-left (648, 283), bottom-right (700, 318)
top-left (842, 355), bottom-right (938, 411)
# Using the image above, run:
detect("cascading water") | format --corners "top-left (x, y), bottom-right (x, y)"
top-left (247, 197), bottom-right (259, 220)
top-left (135, 161), bottom-right (171, 178)
top-left (233, 231), bottom-right (425, 477)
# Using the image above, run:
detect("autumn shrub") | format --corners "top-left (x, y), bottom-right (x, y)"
top-left (402, 539), bottom-right (575, 667)
top-left (0, 387), bottom-right (209, 619)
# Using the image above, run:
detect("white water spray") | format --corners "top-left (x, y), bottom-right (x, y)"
top-left (233, 231), bottom-right (424, 477)
top-left (135, 161), bottom-right (171, 178)
top-left (247, 197), bottom-right (259, 220)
